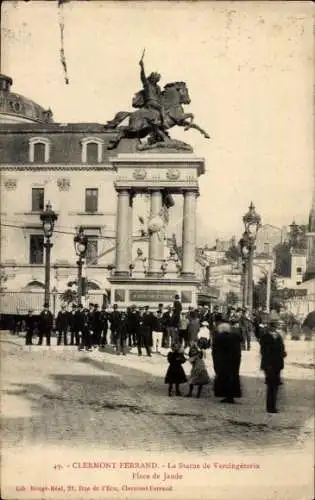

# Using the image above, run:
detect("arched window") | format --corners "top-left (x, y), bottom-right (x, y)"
top-left (81, 137), bottom-right (103, 163)
top-left (24, 280), bottom-right (45, 290)
top-left (29, 137), bottom-right (50, 163)
top-left (86, 281), bottom-right (101, 290)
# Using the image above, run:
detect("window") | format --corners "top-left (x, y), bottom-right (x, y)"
top-left (85, 188), bottom-right (98, 213)
top-left (296, 267), bottom-right (302, 273)
top-left (29, 137), bottom-right (50, 163)
top-left (263, 242), bottom-right (270, 254)
top-left (86, 143), bottom-right (99, 163)
top-left (81, 137), bottom-right (103, 163)
top-left (32, 188), bottom-right (44, 212)
top-left (296, 281), bottom-right (302, 285)
top-left (33, 143), bottom-right (46, 163)
top-left (29, 235), bottom-right (44, 264)
top-left (86, 238), bottom-right (98, 264)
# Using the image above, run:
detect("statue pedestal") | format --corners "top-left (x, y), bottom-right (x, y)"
top-left (109, 275), bottom-right (199, 309)
top-left (109, 152), bottom-right (206, 309)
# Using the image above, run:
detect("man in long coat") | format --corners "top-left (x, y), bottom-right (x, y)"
top-left (260, 311), bottom-right (287, 413)
top-left (25, 309), bottom-right (36, 345)
top-left (212, 314), bottom-right (242, 403)
top-left (37, 303), bottom-right (53, 346)
top-left (137, 305), bottom-right (153, 357)
top-left (56, 304), bottom-right (69, 346)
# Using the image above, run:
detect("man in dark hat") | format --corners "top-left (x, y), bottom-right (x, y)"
top-left (260, 311), bottom-right (287, 413)
top-left (79, 306), bottom-right (92, 351)
top-left (88, 303), bottom-right (95, 345)
top-left (137, 305), bottom-right (153, 357)
top-left (73, 303), bottom-right (84, 346)
top-left (38, 302), bottom-right (53, 346)
top-left (173, 294), bottom-right (182, 324)
top-left (152, 304), bottom-right (164, 353)
top-left (56, 304), bottom-right (69, 346)
top-left (239, 308), bottom-right (252, 351)
top-left (127, 304), bottom-right (140, 348)
top-left (92, 303), bottom-right (102, 347)
top-left (25, 309), bottom-right (36, 345)
top-left (110, 303), bottom-right (121, 346)
top-left (100, 304), bottom-right (109, 347)
top-left (69, 304), bottom-right (78, 345)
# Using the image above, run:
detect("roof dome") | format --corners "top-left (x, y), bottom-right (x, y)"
top-left (0, 74), bottom-right (53, 124)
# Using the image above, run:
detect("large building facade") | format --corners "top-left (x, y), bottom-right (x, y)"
top-left (0, 74), bottom-right (141, 313)
top-left (0, 74), bottom-right (210, 314)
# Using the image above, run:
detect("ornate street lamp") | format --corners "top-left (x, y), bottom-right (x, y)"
top-left (40, 201), bottom-right (58, 306)
top-left (239, 231), bottom-right (249, 309)
top-left (240, 202), bottom-right (261, 311)
top-left (73, 226), bottom-right (88, 305)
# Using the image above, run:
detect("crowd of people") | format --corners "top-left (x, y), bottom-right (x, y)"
top-left (21, 296), bottom-right (287, 414)
top-left (165, 307), bottom-right (286, 413)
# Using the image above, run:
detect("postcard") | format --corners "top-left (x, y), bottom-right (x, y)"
top-left (0, 1), bottom-right (314, 499)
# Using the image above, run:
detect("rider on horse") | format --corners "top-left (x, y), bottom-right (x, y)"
top-left (139, 56), bottom-right (165, 128)
top-left (105, 52), bottom-right (210, 149)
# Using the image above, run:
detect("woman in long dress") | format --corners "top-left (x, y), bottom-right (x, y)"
top-left (212, 315), bottom-right (242, 403)
top-left (186, 344), bottom-right (210, 398)
top-left (164, 344), bottom-right (187, 396)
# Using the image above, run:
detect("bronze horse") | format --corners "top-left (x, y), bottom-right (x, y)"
top-left (106, 81), bottom-right (210, 149)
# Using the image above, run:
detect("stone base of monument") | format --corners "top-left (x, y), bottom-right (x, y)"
top-left (108, 152), bottom-right (206, 310)
top-left (108, 276), bottom-right (199, 309)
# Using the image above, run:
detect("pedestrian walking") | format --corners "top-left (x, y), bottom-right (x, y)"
top-left (172, 294), bottom-right (182, 331)
top-left (88, 303), bottom-right (95, 346)
top-left (56, 304), bottom-right (69, 346)
top-left (162, 306), bottom-right (172, 347)
top-left (197, 320), bottom-right (211, 358)
top-left (212, 315), bottom-right (242, 404)
top-left (100, 305), bottom-right (109, 347)
top-left (116, 311), bottom-right (128, 355)
top-left (79, 308), bottom-right (92, 351)
top-left (69, 304), bottom-right (79, 345)
top-left (187, 310), bottom-right (200, 346)
top-left (186, 344), bottom-right (210, 398)
top-left (260, 311), bottom-right (287, 414)
top-left (25, 309), bottom-right (36, 345)
top-left (92, 304), bottom-right (102, 347)
top-left (126, 305), bottom-right (140, 347)
top-left (137, 306), bottom-right (152, 357)
top-left (239, 308), bottom-right (252, 350)
top-left (200, 305), bottom-right (211, 324)
top-left (37, 303), bottom-right (53, 346)
top-left (152, 308), bottom-right (164, 353)
top-left (110, 304), bottom-right (121, 345)
top-left (178, 311), bottom-right (189, 349)
top-left (164, 344), bottom-right (187, 396)
top-left (74, 303), bottom-right (84, 346)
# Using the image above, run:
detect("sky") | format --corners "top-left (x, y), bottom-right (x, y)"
top-left (1, 0), bottom-right (313, 244)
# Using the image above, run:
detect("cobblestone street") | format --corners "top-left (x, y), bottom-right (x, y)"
top-left (1, 332), bottom-right (314, 500)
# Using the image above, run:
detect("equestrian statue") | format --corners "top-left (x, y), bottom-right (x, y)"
top-left (105, 51), bottom-right (210, 151)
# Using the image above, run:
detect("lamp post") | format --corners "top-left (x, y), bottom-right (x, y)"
top-left (40, 202), bottom-right (58, 307)
top-left (52, 285), bottom-right (58, 317)
top-left (73, 226), bottom-right (88, 305)
top-left (239, 202), bottom-right (261, 311)
top-left (239, 232), bottom-right (249, 308)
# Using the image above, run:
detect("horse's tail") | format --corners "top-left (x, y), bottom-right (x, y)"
top-left (105, 111), bottom-right (130, 129)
